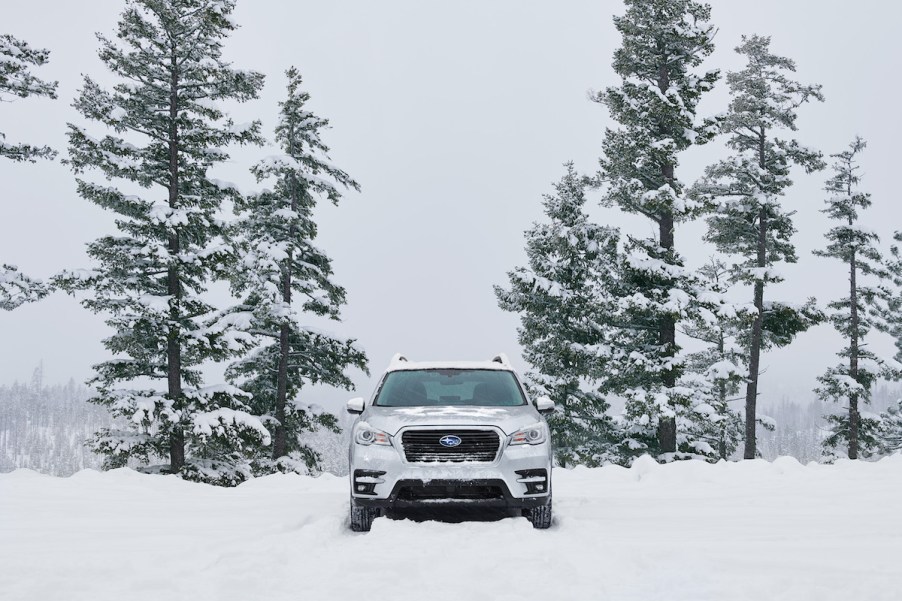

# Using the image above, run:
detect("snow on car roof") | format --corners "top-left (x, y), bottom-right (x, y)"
top-left (385, 353), bottom-right (514, 373)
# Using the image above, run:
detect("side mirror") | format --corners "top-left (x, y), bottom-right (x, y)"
top-left (346, 397), bottom-right (365, 414)
top-left (535, 396), bottom-right (555, 415)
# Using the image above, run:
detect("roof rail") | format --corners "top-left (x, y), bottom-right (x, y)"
top-left (491, 353), bottom-right (511, 367)
top-left (388, 353), bottom-right (409, 370)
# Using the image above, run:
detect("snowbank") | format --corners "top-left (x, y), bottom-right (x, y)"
top-left (2, 456), bottom-right (901, 600)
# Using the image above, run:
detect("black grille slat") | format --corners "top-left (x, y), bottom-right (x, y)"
top-left (397, 484), bottom-right (504, 501)
top-left (401, 429), bottom-right (500, 463)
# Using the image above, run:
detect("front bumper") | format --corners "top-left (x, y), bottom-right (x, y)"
top-left (349, 427), bottom-right (552, 507)
top-left (352, 477), bottom-right (550, 510)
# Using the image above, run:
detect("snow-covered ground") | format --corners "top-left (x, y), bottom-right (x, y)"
top-left (2, 456), bottom-right (901, 601)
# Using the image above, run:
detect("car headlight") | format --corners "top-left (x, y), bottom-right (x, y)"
top-left (509, 423), bottom-right (547, 445)
top-left (354, 423), bottom-right (391, 446)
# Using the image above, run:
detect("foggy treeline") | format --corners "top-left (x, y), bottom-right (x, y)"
top-left (756, 387), bottom-right (898, 463)
top-left (0, 367), bottom-right (105, 475)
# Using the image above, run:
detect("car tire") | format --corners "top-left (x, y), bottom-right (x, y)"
top-left (526, 500), bottom-right (552, 529)
top-left (350, 501), bottom-right (377, 532)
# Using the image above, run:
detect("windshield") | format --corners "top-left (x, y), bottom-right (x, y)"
top-left (373, 369), bottom-right (527, 407)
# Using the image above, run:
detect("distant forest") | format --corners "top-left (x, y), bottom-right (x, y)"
top-left (756, 390), bottom-right (898, 463)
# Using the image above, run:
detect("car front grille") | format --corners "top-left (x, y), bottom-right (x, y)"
top-left (401, 429), bottom-right (501, 463)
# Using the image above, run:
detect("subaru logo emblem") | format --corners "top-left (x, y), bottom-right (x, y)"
top-left (439, 435), bottom-right (462, 447)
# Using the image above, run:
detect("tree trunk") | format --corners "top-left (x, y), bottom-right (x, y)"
top-left (717, 331), bottom-right (728, 460)
top-left (272, 124), bottom-right (297, 461)
top-left (848, 228), bottom-right (860, 459)
top-left (167, 44), bottom-right (184, 473)
top-left (273, 322), bottom-right (290, 459)
top-left (653, 62), bottom-right (678, 455)
top-left (657, 200), bottom-right (677, 454)
top-left (743, 129), bottom-right (769, 460)
top-left (744, 207), bottom-right (766, 460)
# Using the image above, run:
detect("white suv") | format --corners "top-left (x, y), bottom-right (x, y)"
top-left (346, 354), bottom-right (554, 531)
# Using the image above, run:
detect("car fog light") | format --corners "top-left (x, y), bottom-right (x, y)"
top-left (516, 469), bottom-right (549, 495)
top-left (353, 470), bottom-right (386, 496)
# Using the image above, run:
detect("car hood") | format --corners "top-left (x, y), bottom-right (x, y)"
top-left (362, 404), bottom-right (541, 436)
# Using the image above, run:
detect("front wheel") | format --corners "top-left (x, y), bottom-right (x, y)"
top-left (525, 501), bottom-right (552, 529)
top-left (350, 501), bottom-right (378, 532)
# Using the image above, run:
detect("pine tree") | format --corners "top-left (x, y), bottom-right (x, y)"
top-left (495, 164), bottom-right (621, 466)
top-left (225, 67), bottom-right (368, 475)
top-left (56, 0), bottom-right (267, 484)
top-left (874, 233), bottom-right (902, 455)
top-left (881, 233), bottom-right (902, 363)
top-left (876, 399), bottom-right (902, 455)
top-left (594, 0), bottom-right (720, 456)
top-left (0, 265), bottom-right (47, 311)
top-left (1, 34), bottom-right (57, 309)
top-left (696, 35), bottom-right (825, 459)
top-left (680, 257), bottom-right (747, 460)
top-left (813, 137), bottom-right (894, 459)
top-left (1, 34), bottom-right (57, 162)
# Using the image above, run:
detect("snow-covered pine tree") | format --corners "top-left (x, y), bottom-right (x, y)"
top-left (881, 233), bottom-right (902, 365)
top-left (0, 265), bottom-right (47, 311)
top-left (813, 137), bottom-right (895, 459)
top-left (56, 0), bottom-right (268, 485)
top-left (495, 163), bottom-right (621, 466)
top-left (873, 233), bottom-right (902, 455)
top-left (876, 399), bottom-right (902, 455)
top-left (594, 0), bottom-right (720, 456)
top-left (680, 257), bottom-right (747, 460)
top-left (225, 67), bottom-right (368, 475)
top-left (0, 34), bottom-right (57, 162)
top-left (696, 35), bottom-right (825, 459)
top-left (0, 34), bottom-right (57, 310)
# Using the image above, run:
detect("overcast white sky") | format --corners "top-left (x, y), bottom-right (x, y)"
top-left (2, 0), bottom-right (901, 410)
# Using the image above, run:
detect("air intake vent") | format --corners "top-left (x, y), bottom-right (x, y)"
top-left (401, 429), bottom-right (500, 463)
